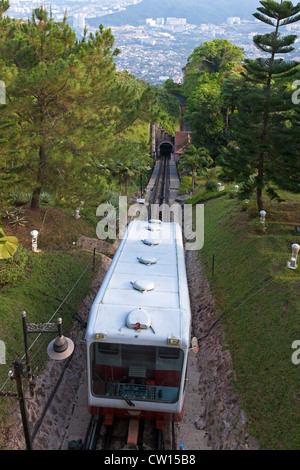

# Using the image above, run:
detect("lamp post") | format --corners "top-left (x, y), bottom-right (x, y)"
top-left (9, 312), bottom-right (75, 450)
top-left (260, 210), bottom-right (267, 225)
top-left (30, 230), bottom-right (39, 253)
top-left (287, 244), bottom-right (300, 270)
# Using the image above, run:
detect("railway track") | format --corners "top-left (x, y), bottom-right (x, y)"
top-left (83, 415), bottom-right (175, 451)
top-left (148, 157), bottom-right (170, 220)
top-left (68, 155), bottom-right (180, 453)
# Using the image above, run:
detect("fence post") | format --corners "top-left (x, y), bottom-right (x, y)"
top-left (93, 247), bottom-right (96, 272)
top-left (13, 360), bottom-right (32, 450)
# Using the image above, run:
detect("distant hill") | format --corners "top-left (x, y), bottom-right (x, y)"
top-left (88, 0), bottom-right (260, 28)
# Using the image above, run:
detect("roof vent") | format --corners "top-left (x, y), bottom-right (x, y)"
top-left (148, 224), bottom-right (161, 232)
top-left (130, 280), bottom-right (158, 293)
top-left (126, 308), bottom-right (152, 330)
top-left (142, 239), bottom-right (160, 246)
top-left (137, 256), bottom-right (158, 266)
top-left (149, 219), bottom-right (162, 225)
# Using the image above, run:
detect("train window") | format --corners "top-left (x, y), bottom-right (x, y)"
top-left (158, 348), bottom-right (181, 359)
top-left (97, 343), bottom-right (119, 355)
top-left (90, 343), bottom-right (184, 404)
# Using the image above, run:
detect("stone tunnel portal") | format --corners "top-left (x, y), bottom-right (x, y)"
top-left (159, 142), bottom-right (173, 159)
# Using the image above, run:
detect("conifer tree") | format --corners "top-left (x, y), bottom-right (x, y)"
top-left (0, 7), bottom-right (155, 208)
top-left (220, 1), bottom-right (300, 211)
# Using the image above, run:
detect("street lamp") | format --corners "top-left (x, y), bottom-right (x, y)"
top-left (260, 210), bottom-right (267, 225)
top-left (47, 318), bottom-right (74, 360)
top-left (287, 244), bottom-right (300, 270)
top-left (8, 312), bottom-right (75, 450)
top-left (30, 230), bottom-right (39, 253)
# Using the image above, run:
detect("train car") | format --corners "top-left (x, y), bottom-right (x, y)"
top-left (85, 218), bottom-right (194, 430)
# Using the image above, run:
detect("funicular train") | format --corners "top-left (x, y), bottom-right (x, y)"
top-left (85, 218), bottom-right (196, 430)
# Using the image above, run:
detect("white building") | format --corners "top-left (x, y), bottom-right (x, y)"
top-left (166, 17), bottom-right (186, 25)
top-left (146, 18), bottom-right (156, 27)
top-left (156, 18), bottom-right (165, 26)
top-left (227, 17), bottom-right (241, 26)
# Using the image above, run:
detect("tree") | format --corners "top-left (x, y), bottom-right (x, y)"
top-left (0, 8), bottom-right (156, 209)
top-left (220, 68), bottom-right (246, 134)
top-left (182, 40), bottom-right (244, 158)
top-left (178, 145), bottom-right (213, 190)
top-left (0, 0), bottom-right (9, 19)
top-left (184, 74), bottom-right (225, 156)
top-left (183, 39), bottom-right (244, 96)
top-left (219, 1), bottom-right (300, 211)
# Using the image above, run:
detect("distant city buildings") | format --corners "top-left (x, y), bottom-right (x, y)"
top-left (4, 1), bottom-right (300, 86)
top-left (227, 17), bottom-right (241, 26)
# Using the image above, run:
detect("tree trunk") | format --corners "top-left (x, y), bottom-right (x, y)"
top-left (225, 107), bottom-right (230, 134)
top-left (31, 144), bottom-right (46, 209)
top-left (256, 187), bottom-right (263, 212)
top-left (192, 168), bottom-right (196, 190)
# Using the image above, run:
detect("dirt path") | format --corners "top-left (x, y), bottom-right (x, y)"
top-left (181, 250), bottom-right (259, 450)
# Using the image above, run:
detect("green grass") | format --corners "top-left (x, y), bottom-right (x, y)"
top-left (196, 194), bottom-right (300, 450)
top-left (0, 248), bottom-right (101, 443)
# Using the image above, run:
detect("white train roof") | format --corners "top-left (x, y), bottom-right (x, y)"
top-left (85, 219), bottom-right (191, 349)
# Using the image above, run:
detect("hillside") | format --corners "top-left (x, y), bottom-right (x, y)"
top-left (193, 190), bottom-right (300, 449)
top-left (90, 0), bottom-right (259, 27)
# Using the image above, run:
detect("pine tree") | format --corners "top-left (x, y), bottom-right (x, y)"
top-left (220, 1), bottom-right (300, 211)
top-left (0, 0), bottom-right (9, 19)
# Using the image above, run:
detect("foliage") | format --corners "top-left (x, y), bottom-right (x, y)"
top-left (178, 145), bottom-right (213, 190)
top-left (0, 227), bottom-right (18, 259)
top-left (163, 78), bottom-right (184, 97)
top-left (185, 188), bottom-right (227, 205)
top-left (152, 86), bottom-right (181, 135)
top-left (205, 180), bottom-right (218, 192)
top-left (184, 39), bottom-right (244, 76)
top-left (182, 40), bottom-right (244, 157)
top-left (219, 1), bottom-right (300, 212)
top-left (0, 244), bottom-right (28, 284)
top-left (0, 8), bottom-right (159, 210)
top-left (179, 176), bottom-right (192, 195)
top-left (199, 194), bottom-right (300, 449)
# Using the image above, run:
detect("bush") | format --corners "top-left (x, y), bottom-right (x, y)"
top-left (185, 189), bottom-right (228, 205)
top-left (250, 218), bottom-right (267, 233)
top-left (40, 192), bottom-right (53, 205)
top-left (205, 180), bottom-right (218, 192)
top-left (247, 199), bottom-right (260, 219)
top-left (228, 190), bottom-right (236, 199)
top-left (9, 192), bottom-right (31, 207)
top-left (0, 245), bottom-right (29, 285)
top-left (179, 176), bottom-right (192, 195)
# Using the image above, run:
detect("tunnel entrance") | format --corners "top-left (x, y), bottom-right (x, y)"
top-left (159, 142), bottom-right (173, 159)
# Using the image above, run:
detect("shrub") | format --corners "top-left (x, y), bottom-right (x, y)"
top-left (247, 199), bottom-right (260, 219)
top-left (250, 218), bottom-right (267, 234)
top-left (205, 180), bottom-right (218, 192)
top-left (185, 189), bottom-right (228, 205)
top-left (0, 245), bottom-right (29, 285)
top-left (228, 190), bottom-right (236, 199)
top-left (40, 192), bottom-right (53, 205)
top-left (179, 176), bottom-right (192, 195)
top-left (9, 192), bottom-right (31, 207)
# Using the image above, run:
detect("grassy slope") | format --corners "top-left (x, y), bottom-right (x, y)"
top-left (197, 195), bottom-right (300, 450)
top-left (0, 208), bottom-right (102, 442)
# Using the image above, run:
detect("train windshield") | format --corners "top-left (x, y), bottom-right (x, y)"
top-left (90, 343), bottom-right (184, 404)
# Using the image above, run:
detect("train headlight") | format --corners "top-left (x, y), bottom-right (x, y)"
top-left (95, 333), bottom-right (107, 340)
top-left (168, 336), bottom-right (180, 346)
